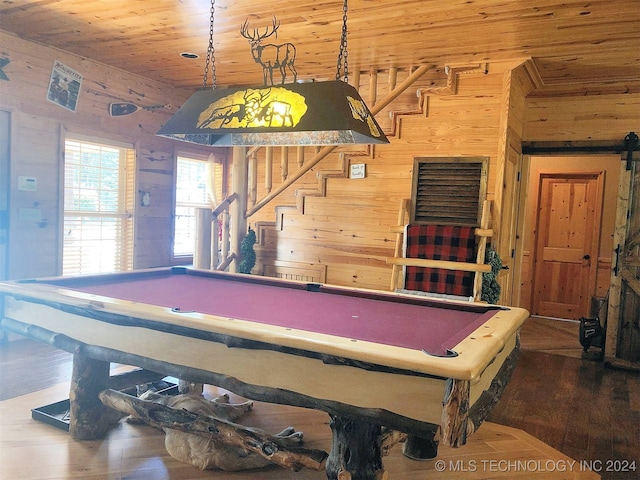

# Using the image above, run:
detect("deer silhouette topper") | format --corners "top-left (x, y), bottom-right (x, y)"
top-left (241, 17), bottom-right (297, 86)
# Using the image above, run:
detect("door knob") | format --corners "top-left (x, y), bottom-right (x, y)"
top-left (583, 254), bottom-right (590, 260)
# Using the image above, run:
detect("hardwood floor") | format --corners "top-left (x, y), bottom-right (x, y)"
top-left (0, 338), bottom-right (74, 401)
top-left (487, 351), bottom-right (639, 477)
top-left (487, 315), bottom-right (640, 480)
top-left (0, 316), bottom-right (637, 479)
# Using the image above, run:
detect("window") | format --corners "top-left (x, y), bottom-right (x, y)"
top-left (411, 157), bottom-right (488, 226)
top-left (63, 137), bottom-right (135, 275)
top-left (174, 155), bottom-right (223, 257)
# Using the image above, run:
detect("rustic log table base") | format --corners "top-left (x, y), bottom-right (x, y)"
top-left (19, 327), bottom-right (522, 478)
top-left (402, 428), bottom-right (440, 460)
top-left (326, 415), bottom-right (386, 480)
top-left (0, 267), bottom-right (528, 479)
top-left (69, 355), bottom-right (123, 439)
top-left (99, 388), bottom-right (328, 472)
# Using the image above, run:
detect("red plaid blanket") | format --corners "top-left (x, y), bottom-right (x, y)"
top-left (404, 224), bottom-right (476, 297)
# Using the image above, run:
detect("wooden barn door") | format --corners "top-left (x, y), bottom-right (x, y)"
top-left (606, 156), bottom-right (640, 367)
top-left (532, 172), bottom-right (604, 319)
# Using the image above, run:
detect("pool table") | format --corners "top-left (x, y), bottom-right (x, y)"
top-left (0, 267), bottom-right (528, 479)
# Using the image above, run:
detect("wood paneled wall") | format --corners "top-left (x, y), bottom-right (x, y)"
top-left (2, 28), bottom-right (638, 307)
top-left (524, 95), bottom-right (640, 141)
top-left (251, 61), bottom-right (532, 300)
top-left (0, 31), bottom-right (221, 279)
top-left (251, 62), bottom-right (640, 306)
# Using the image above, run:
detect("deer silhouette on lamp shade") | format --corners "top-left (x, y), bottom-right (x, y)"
top-left (241, 17), bottom-right (298, 86)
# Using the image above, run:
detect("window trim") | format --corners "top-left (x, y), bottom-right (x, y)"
top-left (62, 134), bottom-right (135, 275)
top-left (172, 151), bottom-right (224, 263)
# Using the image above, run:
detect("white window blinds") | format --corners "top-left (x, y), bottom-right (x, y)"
top-left (174, 155), bottom-right (223, 257)
top-left (63, 138), bottom-right (135, 275)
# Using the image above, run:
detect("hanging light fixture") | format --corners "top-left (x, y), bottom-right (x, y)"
top-left (157, 0), bottom-right (388, 146)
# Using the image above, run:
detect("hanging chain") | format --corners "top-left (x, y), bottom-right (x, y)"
top-left (335, 0), bottom-right (349, 82)
top-left (202, 0), bottom-right (217, 90)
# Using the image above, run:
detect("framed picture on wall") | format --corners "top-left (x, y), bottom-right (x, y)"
top-left (47, 60), bottom-right (82, 112)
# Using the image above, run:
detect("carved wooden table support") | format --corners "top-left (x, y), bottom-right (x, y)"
top-left (326, 415), bottom-right (389, 480)
top-left (402, 423), bottom-right (440, 460)
top-left (441, 337), bottom-right (521, 448)
top-left (68, 354), bottom-right (122, 439)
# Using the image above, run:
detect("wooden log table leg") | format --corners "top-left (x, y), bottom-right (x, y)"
top-left (402, 424), bottom-right (440, 460)
top-left (440, 337), bottom-right (521, 447)
top-left (440, 377), bottom-right (471, 447)
top-left (326, 415), bottom-right (388, 480)
top-left (68, 354), bottom-right (122, 439)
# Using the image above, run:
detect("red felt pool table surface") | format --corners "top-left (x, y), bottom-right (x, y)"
top-left (42, 267), bottom-right (502, 357)
top-left (1, 266), bottom-right (530, 454)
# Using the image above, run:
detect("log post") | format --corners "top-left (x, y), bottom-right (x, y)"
top-left (389, 198), bottom-right (410, 291)
top-left (351, 69), bottom-right (360, 92)
top-left (388, 67), bottom-right (397, 90)
top-left (230, 146), bottom-right (248, 273)
top-left (473, 199), bottom-right (493, 300)
top-left (69, 354), bottom-right (122, 439)
top-left (440, 378), bottom-right (470, 447)
top-left (326, 415), bottom-right (386, 480)
top-left (369, 69), bottom-right (378, 106)
top-left (221, 208), bottom-right (230, 265)
top-left (281, 146), bottom-right (289, 181)
top-left (248, 151), bottom-right (258, 206)
top-left (265, 146), bottom-right (273, 193)
top-left (193, 207), bottom-right (212, 270)
top-left (212, 210), bottom-right (220, 268)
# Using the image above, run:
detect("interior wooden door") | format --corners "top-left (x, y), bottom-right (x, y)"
top-left (606, 156), bottom-right (640, 367)
top-left (532, 172), bottom-right (604, 319)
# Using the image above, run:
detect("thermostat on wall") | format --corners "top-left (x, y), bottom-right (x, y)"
top-left (18, 176), bottom-right (37, 192)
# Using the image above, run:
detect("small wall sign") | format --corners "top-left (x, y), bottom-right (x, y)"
top-left (350, 163), bottom-right (366, 179)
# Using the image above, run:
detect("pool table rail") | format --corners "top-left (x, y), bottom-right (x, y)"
top-left (0, 268), bottom-right (529, 480)
top-left (0, 273), bottom-right (528, 382)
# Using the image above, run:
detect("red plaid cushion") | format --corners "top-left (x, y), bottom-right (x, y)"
top-left (404, 224), bottom-right (476, 296)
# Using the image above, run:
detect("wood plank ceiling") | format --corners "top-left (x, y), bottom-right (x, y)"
top-left (1, 0), bottom-right (639, 96)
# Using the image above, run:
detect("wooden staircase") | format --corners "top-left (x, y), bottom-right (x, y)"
top-left (193, 64), bottom-right (492, 279)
